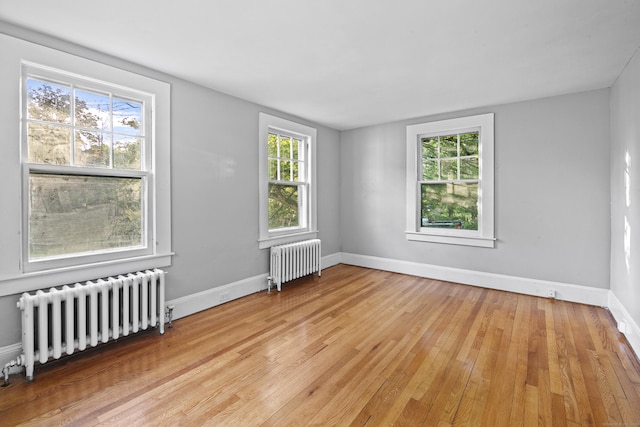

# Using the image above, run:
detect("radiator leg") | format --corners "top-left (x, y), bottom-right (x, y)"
top-left (166, 305), bottom-right (174, 329)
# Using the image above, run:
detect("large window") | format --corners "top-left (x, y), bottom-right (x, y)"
top-left (23, 69), bottom-right (150, 269)
top-left (0, 36), bottom-right (170, 295)
top-left (258, 113), bottom-right (317, 249)
top-left (406, 113), bottom-right (495, 247)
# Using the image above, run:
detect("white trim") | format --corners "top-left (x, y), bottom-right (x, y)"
top-left (258, 113), bottom-right (317, 249)
top-left (0, 34), bottom-right (172, 293)
top-left (406, 113), bottom-right (494, 248)
top-left (167, 252), bottom-right (341, 320)
top-left (608, 292), bottom-right (640, 360)
top-left (258, 231), bottom-right (319, 250)
top-left (340, 252), bottom-right (609, 307)
top-left (166, 274), bottom-right (268, 321)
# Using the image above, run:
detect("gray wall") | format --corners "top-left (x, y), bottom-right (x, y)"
top-left (0, 26), bottom-right (341, 347)
top-left (340, 89), bottom-right (611, 289)
top-left (610, 47), bottom-right (640, 328)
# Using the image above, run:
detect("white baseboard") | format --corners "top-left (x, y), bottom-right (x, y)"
top-left (166, 252), bottom-right (341, 321)
top-left (340, 252), bottom-right (610, 307)
top-left (607, 292), bottom-right (640, 359)
top-left (4, 251), bottom-right (636, 373)
top-left (165, 273), bottom-right (268, 321)
top-left (341, 252), bottom-right (640, 358)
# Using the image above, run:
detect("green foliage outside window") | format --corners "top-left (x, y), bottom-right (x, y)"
top-left (420, 132), bottom-right (479, 230)
top-left (26, 78), bottom-right (144, 259)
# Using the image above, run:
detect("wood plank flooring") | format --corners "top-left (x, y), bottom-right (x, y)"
top-left (1, 264), bottom-right (640, 426)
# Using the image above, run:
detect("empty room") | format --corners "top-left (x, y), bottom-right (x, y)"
top-left (1, 0), bottom-right (640, 425)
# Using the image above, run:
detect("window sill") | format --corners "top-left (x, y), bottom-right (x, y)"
top-left (406, 231), bottom-right (495, 248)
top-left (259, 231), bottom-right (319, 249)
top-left (0, 253), bottom-right (173, 297)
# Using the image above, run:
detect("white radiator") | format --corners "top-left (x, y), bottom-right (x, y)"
top-left (12, 269), bottom-right (165, 382)
top-left (269, 239), bottom-right (321, 292)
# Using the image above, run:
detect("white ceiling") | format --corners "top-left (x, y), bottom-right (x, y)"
top-left (1, 0), bottom-right (639, 130)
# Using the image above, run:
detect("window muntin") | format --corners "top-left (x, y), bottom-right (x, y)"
top-left (22, 66), bottom-right (152, 269)
top-left (406, 113), bottom-right (494, 247)
top-left (258, 113), bottom-right (317, 249)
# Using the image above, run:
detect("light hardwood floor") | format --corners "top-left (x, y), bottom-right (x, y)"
top-left (1, 264), bottom-right (640, 426)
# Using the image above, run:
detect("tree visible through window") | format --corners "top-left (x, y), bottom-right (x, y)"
top-left (258, 113), bottom-right (317, 249)
top-left (25, 75), bottom-right (147, 260)
top-left (420, 132), bottom-right (479, 230)
top-left (406, 113), bottom-right (494, 248)
top-left (267, 132), bottom-right (306, 230)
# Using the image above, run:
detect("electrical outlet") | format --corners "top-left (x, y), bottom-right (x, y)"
top-left (220, 292), bottom-right (231, 303)
top-left (546, 289), bottom-right (556, 299)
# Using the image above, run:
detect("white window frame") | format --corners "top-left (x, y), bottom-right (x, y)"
top-left (0, 33), bottom-right (171, 296)
top-left (258, 113), bottom-right (317, 249)
top-left (21, 63), bottom-right (156, 272)
top-left (405, 113), bottom-right (495, 248)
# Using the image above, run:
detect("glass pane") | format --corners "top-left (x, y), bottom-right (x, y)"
top-left (114, 135), bottom-right (141, 170)
top-left (280, 136), bottom-right (291, 159)
top-left (440, 159), bottom-right (458, 180)
top-left (113, 98), bottom-right (142, 135)
top-left (293, 138), bottom-right (301, 160)
top-left (268, 183), bottom-right (299, 229)
top-left (27, 78), bottom-right (71, 124)
top-left (422, 137), bottom-right (438, 159)
top-left (75, 89), bottom-right (110, 130)
top-left (75, 130), bottom-right (111, 168)
top-left (440, 135), bottom-right (458, 157)
top-left (292, 160), bottom-right (299, 181)
top-left (421, 183), bottom-right (478, 230)
top-left (460, 132), bottom-right (479, 156)
top-left (268, 133), bottom-right (278, 157)
top-left (460, 157), bottom-right (479, 179)
top-left (28, 123), bottom-right (71, 165)
top-left (268, 159), bottom-right (278, 180)
top-left (29, 174), bottom-right (143, 259)
top-left (422, 159), bottom-right (438, 180)
top-left (281, 160), bottom-right (292, 181)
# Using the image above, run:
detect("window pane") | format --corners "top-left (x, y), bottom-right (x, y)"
top-left (292, 160), bottom-right (299, 182)
top-left (460, 132), bottom-right (478, 156)
top-left (268, 133), bottom-right (278, 157)
top-left (75, 130), bottom-right (111, 168)
top-left (460, 157), bottom-right (479, 179)
top-left (75, 89), bottom-right (110, 130)
top-left (422, 137), bottom-right (438, 158)
top-left (293, 138), bottom-right (300, 159)
top-left (440, 159), bottom-right (458, 180)
top-left (280, 136), bottom-right (291, 159)
top-left (440, 135), bottom-right (457, 157)
top-left (268, 183), bottom-right (299, 229)
top-left (422, 159), bottom-right (438, 180)
top-left (281, 160), bottom-right (292, 181)
top-left (29, 174), bottom-right (143, 259)
top-left (268, 159), bottom-right (278, 180)
top-left (421, 182), bottom-right (478, 230)
top-left (113, 98), bottom-right (142, 135)
top-left (28, 123), bottom-right (71, 165)
top-left (27, 78), bottom-right (71, 124)
top-left (114, 135), bottom-right (141, 170)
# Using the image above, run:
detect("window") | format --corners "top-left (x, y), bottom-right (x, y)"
top-left (19, 61), bottom-right (171, 275)
top-left (406, 113), bottom-right (495, 247)
top-left (258, 113), bottom-right (317, 249)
